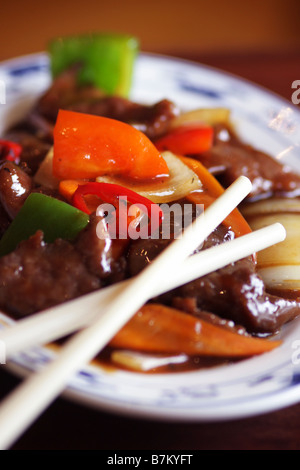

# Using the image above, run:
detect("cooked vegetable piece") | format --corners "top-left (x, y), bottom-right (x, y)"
top-left (96, 152), bottom-right (202, 203)
top-left (109, 303), bottom-right (281, 356)
top-left (155, 124), bottom-right (213, 155)
top-left (242, 198), bottom-right (300, 291)
top-left (48, 33), bottom-right (139, 97)
top-left (181, 156), bottom-right (252, 237)
top-left (53, 110), bottom-right (170, 181)
top-left (59, 179), bottom-right (86, 202)
top-left (170, 107), bottom-right (231, 128)
top-left (0, 193), bottom-right (89, 256)
top-left (242, 198), bottom-right (300, 216)
top-left (34, 147), bottom-right (60, 189)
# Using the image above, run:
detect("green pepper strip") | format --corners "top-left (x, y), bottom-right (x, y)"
top-left (0, 193), bottom-right (89, 257)
top-left (48, 33), bottom-right (139, 97)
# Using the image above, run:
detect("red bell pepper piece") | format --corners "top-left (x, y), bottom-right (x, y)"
top-left (53, 110), bottom-right (169, 181)
top-left (0, 139), bottom-right (22, 164)
top-left (155, 124), bottom-right (214, 155)
top-left (71, 182), bottom-right (164, 238)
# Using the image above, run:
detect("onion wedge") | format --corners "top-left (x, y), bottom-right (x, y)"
top-left (242, 198), bottom-right (300, 291)
top-left (96, 151), bottom-right (202, 203)
top-left (34, 147), bottom-right (59, 189)
top-left (170, 107), bottom-right (231, 128)
top-left (111, 350), bottom-right (189, 372)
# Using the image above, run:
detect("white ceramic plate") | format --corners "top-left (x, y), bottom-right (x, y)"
top-left (0, 52), bottom-right (300, 422)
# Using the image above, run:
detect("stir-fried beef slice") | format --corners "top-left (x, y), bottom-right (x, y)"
top-left (172, 257), bottom-right (300, 334)
top-left (67, 97), bottom-right (179, 140)
top-left (198, 124), bottom-right (300, 201)
top-left (126, 200), bottom-right (228, 276)
top-left (0, 160), bottom-right (64, 226)
top-left (30, 67), bottom-right (179, 140)
top-left (0, 231), bottom-right (102, 318)
top-left (127, 237), bottom-right (171, 278)
top-left (127, 223), bottom-right (234, 277)
top-left (0, 161), bottom-right (33, 219)
top-left (34, 65), bottom-right (104, 123)
top-left (75, 213), bottom-right (128, 284)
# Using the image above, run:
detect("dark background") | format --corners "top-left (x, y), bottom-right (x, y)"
top-left (1, 0), bottom-right (299, 60)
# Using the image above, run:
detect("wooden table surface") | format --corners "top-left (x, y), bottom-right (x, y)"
top-left (0, 50), bottom-right (300, 451)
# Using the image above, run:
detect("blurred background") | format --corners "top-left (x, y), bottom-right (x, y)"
top-left (1, 0), bottom-right (299, 58)
top-left (0, 0), bottom-right (299, 98)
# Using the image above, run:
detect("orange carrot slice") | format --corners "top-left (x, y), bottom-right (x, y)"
top-left (59, 179), bottom-right (85, 202)
top-left (110, 304), bottom-right (281, 357)
top-left (180, 156), bottom-right (252, 237)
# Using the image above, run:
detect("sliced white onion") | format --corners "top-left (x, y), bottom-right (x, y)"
top-left (242, 198), bottom-right (300, 217)
top-left (34, 147), bottom-right (60, 189)
top-left (33, 149), bottom-right (202, 204)
top-left (258, 266), bottom-right (300, 291)
top-left (96, 151), bottom-right (202, 203)
top-left (242, 199), bottom-right (300, 291)
top-left (170, 107), bottom-right (231, 128)
top-left (111, 349), bottom-right (188, 372)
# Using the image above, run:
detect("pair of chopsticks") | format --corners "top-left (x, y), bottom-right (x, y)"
top-left (0, 176), bottom-right (286, 449)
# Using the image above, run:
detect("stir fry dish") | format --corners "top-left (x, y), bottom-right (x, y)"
top-left (0, 33), bottom-right (300, 373)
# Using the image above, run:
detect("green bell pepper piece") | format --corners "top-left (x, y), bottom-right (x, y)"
top-left (48, 33), bottom-right (139, 97)
top-left (0, 193), bottom-right (89, 257)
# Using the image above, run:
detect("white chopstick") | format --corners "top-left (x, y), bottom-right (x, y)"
top-left (0, 222), bottom-right (286, 357)
top-left (0, 176), bottom-right (252, 449)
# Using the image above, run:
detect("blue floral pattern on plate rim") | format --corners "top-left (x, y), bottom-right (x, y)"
top-left (0, 52), bottom-right (300, 422)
